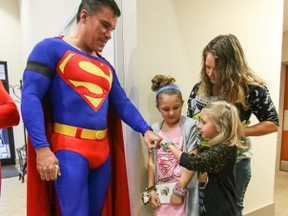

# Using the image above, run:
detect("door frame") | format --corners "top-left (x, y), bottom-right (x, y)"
top-left (279, 63), bottom-right (288, 171)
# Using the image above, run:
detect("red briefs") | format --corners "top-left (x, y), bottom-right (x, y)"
top-left (51, 133), bottom-right (110, 169)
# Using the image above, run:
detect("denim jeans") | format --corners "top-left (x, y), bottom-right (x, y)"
top-left (235, 159), bottom-right (252, 216)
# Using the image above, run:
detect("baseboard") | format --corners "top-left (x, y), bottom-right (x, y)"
top-left (244, 203), bottom-right (275, 216)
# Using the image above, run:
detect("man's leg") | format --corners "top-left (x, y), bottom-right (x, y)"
top-left (88, 156), bottom-right (111, 215)
top-left (55, 150), bottom-right (90, 216)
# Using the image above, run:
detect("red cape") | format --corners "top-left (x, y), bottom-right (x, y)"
top-left (26, 105), bottom-right (131, 216)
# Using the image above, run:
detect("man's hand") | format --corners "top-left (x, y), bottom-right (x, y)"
top-left (35, 146), bottom-right (61, 181)
top-left (144, 130), bottom-right (162, 150)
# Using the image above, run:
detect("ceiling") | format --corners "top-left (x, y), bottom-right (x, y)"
top-left (284, 0), bottom-right (288, 32)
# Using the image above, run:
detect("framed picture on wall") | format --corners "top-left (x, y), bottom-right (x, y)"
top-left (0, 61), bottom-right (16, 165)
top-left (0, 128), bottom-right (13, 158)
top-left (0, 127), bottom-right (16, 165)
top-left (0, 61), bottom-right (8, 81)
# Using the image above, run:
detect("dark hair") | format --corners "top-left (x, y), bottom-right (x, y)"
top-left (76, 0), bottom-right (121, 23)
top-left (151, 75), bottom-right (175, 92)
top-left (151, 75), bottom-right (182, 107)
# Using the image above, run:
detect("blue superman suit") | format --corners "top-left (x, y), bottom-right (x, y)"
top-left (21, 37), bottom-right (151, 216)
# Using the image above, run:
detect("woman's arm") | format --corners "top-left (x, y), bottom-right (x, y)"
top-left (244, 85), bottom-right (279, 137)
top-left (242, 120), bottom-right (278, 137)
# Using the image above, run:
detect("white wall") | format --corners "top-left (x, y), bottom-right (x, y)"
top-left (119, 1), bottom-right (146, 216)
top-left (137, 0), bottom-right (283, 215)
top-left (0, 0), bottom-right (25, 155)
top-left (1, 0), bottom-right (81, 157)
top-left (19, 0), bottom-right (79, 58)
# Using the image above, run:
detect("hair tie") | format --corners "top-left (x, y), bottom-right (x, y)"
top-left (156, 85), bottom-right (180, 96)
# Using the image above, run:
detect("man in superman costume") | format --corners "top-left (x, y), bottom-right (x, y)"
top-left (21, 1), bottom-right (162, 215)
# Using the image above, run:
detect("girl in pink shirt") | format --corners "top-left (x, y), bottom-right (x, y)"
top-left (142, 75), bottom-right (200, 216)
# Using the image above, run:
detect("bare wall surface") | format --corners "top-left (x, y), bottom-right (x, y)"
top-left (0, 0), bottom-right (25, 154)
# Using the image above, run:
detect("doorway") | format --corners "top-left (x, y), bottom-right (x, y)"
top-left (0, 61), bottom-right (16, 166)
top-left (280, 65), bottom-right (288, 171)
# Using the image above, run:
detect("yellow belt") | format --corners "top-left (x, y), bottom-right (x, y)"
top-left (53, 122), bottom-right (107, 140)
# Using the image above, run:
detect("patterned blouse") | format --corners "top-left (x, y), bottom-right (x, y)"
top-left (187, 82), bottom-right (279, 125)
top-left (187, 82), bottom-right (279, 160)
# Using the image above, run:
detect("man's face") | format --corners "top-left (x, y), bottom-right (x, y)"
top-left (83, 7), bottom-right (117, 53)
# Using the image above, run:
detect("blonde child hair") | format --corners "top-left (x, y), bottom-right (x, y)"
top-left (201, 101), bottom-right (246, 151)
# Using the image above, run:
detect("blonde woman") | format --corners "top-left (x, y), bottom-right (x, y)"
top-left (187, 34), bottom-right (279, 215)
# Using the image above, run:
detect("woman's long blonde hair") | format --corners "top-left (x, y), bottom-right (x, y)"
top-left (199, 34), bottom-right (266, 109)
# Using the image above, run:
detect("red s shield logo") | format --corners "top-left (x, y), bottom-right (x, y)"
top-left (56, 51), bottom-right (113, 111)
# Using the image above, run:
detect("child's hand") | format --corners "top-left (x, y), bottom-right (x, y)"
top-left (160, 140), bottom-right (174, 152)
top-left (170, 193), bottom-right (183, 205)
top-left (149, 190), bottom-right (161, 208)
top-left (199, 172), bottom-right (209, 189)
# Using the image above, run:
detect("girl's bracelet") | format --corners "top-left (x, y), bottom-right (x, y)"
top-left (145, 185), bottom-right (156, 192)
top-left (173, 182), bottom-right (187, 197)
top-left (141, 185), bottom-right (156, 205)
top-left (162, 141), bottom-right (174, 152)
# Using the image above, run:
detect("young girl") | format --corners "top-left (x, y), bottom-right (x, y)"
top-left (142, 75), bottom-right (200, 216)
top-left (165, 101), bottom-right (243, 216)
